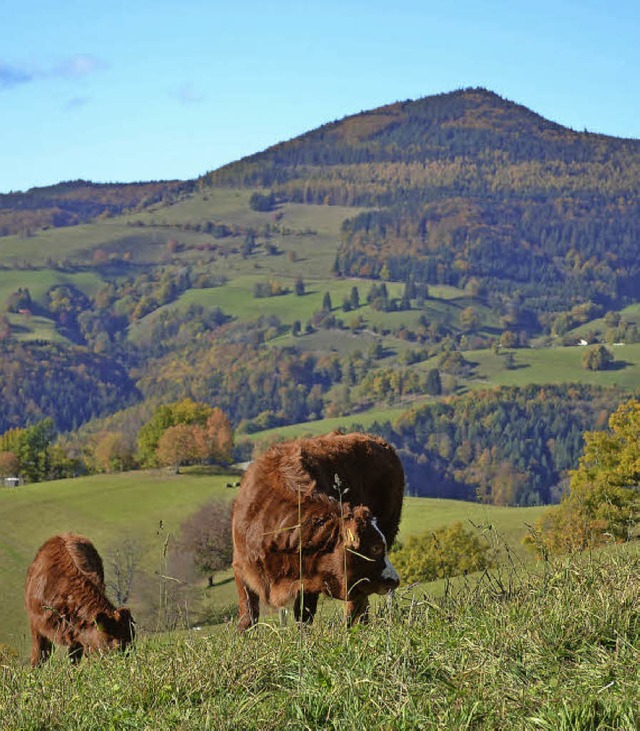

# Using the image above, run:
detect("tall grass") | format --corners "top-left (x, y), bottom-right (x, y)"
top-left (2, 543), bottom-right (639, 729)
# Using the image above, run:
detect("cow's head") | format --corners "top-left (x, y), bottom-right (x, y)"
top-left (340, 505), bottom-right (399, 599)
top-left (91, 607), bottom-right (136, 653)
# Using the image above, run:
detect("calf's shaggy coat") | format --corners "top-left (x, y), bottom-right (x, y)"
top-left (232, 431), bottom-right (405, 630)
top-left (25, 533), bottom-right (135, 667)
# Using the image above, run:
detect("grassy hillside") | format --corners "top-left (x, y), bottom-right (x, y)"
top-left (0, 471), bottom-right (545, 655)
top-left (2, 543), bottom-right (639, 729)
top-left (464, 342), bottom-right (640, 391)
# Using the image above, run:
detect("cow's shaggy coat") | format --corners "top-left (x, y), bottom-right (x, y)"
top-left (24, 533), bottom-right (135, 666)
top-left (232, 431), bottom-right (405, 630)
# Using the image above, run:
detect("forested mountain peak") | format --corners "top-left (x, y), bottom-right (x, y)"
top-left (199, 87), bottom-right (640, 323)
top-left (204, 87), bottom-right (640, 187)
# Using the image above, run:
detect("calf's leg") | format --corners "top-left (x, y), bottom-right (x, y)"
top-left (234, 567), bottom-right (260, 632)
top-left (30, 627), bottom-right (53, 668)
top-left (294, 591), bottom-right (319, 624)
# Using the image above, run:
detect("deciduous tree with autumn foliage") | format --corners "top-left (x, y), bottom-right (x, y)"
top-left (138, 398), bottom-right (234, 470)
top-left (526, 399), bottom-right (640, 554)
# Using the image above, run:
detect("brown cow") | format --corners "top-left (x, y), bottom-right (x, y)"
top-left (232, 431), bottom-right (404, 631)
top-left (24, 533), bottom-right (135, 667)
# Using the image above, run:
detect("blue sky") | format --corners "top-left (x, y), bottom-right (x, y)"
top-left (1, 0), bottom-right (638, 193)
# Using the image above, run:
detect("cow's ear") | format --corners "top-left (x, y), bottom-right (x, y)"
top-left (115, 607), bottom-right (134, 625)
top-left (343, 527), bottom-right (357, 550)
top-left (342, 516), bottom-right (361, 550)
top-left (343, 506), bottom-right (372, 549)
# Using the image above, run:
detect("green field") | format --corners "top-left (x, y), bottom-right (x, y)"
top-left (0, 470), bottom-right (546, 657)
top-left (0, 269), bottom-right (106, 307)
top-left (464, 342), bottom-right (640, 391)
top-left (130, 274), bottom-right (499, 359)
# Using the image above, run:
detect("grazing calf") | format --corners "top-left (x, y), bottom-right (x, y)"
top-left (232, 431), bottom-right (405, 630)
top-left (25, 533), bottom-right (135, 667)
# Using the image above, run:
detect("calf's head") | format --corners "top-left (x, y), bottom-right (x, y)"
top-left (339, 506), bottom-right (399, 599)
top-left (88, 607), bottom-right (136, 654)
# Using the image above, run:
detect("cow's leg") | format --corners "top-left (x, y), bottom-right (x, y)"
top-left (30, 627), bottom-right (53, 668)
top-left (346, 595), bottom-right (369, 627)
top-left (293, 591), bottom-right (319, 624)
top-left (234, 567), bottom-right (260, 632)
top-left (68, 643), bottom-right (84, 664)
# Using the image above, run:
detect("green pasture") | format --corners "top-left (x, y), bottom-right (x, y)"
top-left (177, 276), bottom-right (363, 324)
top-left (6, 313), bottom-right (66, 343)
top-left (464, 342), bottom-right (640, 391)
top-left (621, 302), bottom-right (640, 325)
top-left (0, 223), bottom-right (216, 267)
top-left (568, 302), bottom-right (640, 340)
top-left (130, 273), bottom-right (492, 355)
top-left (398, 496), bottom-right (544, 555)
top-left (128, 188), bottom-right (367, 238)
top-left (0, 469), bottom-right (545, 656)
top-left (0, 269), bottom-right (106, 309)
top-left (0, 189), bottom-right (361, 274)
top-left (120, 190), bottom-right (368, 279)
top-left (124, 188), bottom-right (262, 228)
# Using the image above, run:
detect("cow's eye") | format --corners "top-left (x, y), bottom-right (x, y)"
top-left (370, 543), bottom-right (384, 558)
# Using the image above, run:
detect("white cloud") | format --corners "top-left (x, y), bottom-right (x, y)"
top-left (0, 54), bottom-right (107, 91)
top-left (172, 82), bottom-right (205, 104)
top-left (54, 54), bottom-right (107, 78)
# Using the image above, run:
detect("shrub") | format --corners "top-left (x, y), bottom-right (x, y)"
top-left (581, 344), bottom-right (613, 371)
top-left (390, 521), bottom-right (492, 584)
top-left (249, 191), bottom-right (276, 212)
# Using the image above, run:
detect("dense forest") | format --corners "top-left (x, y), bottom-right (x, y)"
top-left (368, 384), bottom-right (623, 505)
top-left (0, 342), bottom-right (138, 434)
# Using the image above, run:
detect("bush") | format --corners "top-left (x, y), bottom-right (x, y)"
top-left (249, 191), bottom-right (276, 212)
top-left (581, 344), bottom-right (613, 371)
top-left (390, 521), bottom-right (492, 584)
